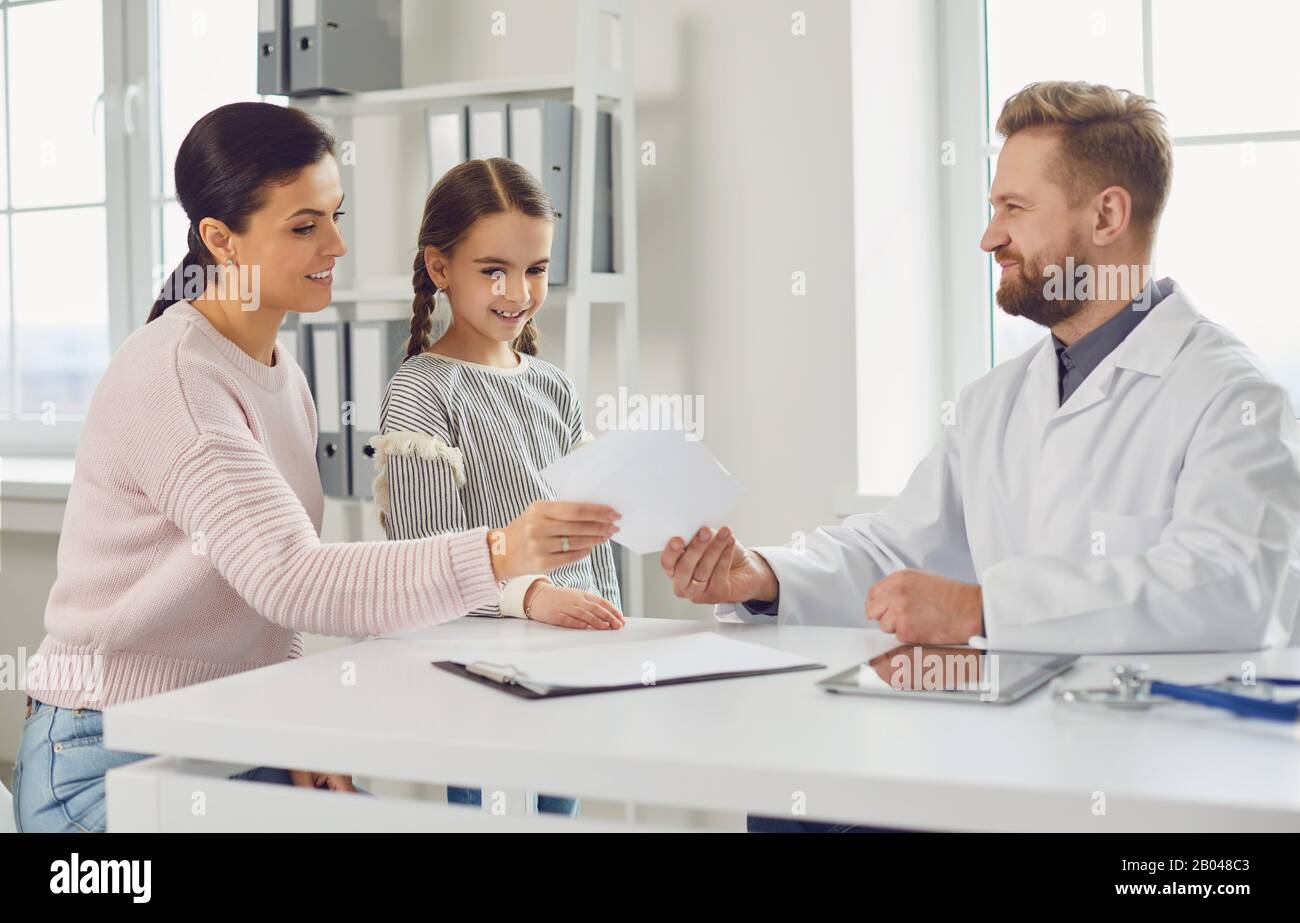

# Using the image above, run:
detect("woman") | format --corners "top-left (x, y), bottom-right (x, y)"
top-left (11, 102), bottom-right (620, 833)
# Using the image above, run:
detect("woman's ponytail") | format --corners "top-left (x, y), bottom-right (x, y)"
top-left (148, 227), bottom-right (210, 323)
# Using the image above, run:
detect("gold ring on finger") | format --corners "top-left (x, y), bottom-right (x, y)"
top-left (560, 536), bottom-right (571, 553)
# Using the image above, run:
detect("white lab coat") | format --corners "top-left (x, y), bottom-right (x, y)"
top-left (719, 286), bottom-right (1300, 653)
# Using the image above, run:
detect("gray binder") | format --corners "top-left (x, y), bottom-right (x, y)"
top-left (288, 0), bottom-right (402, 97)
top-left (468, 102), bottom-right (509, 160)
top-left (346, 321), bottom-right (410, 500)
top-left (277, 314), bottom-right (306, 369)
top-left (279, 318), bottom-right (317, 434)
top-left (593, 110), bottom-right (614, 273)
top-left (257, 0), bottom-right (289, 95)
top-left (508, 100), bottom-right (575, 285)
top-left (310, 323), bottom-right (350, 497)
top-left (427, 104), bottom-right (469, 188)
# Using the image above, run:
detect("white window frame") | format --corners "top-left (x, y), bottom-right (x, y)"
top-left (848, 0), bottom-right (1300, 514)
top-left (844, 0), bottom-right (986, 513)
top-left (0, 0), bottom-right (156, 455)
top-left (938, 0), bottom-right (994, 401)
top-left (0, 0), bottom-right (280, 456)
top-left (947, 0), bottom-right (1300, 379)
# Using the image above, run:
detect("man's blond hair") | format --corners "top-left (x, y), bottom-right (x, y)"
top-left (996, 81), bottom-right (1173, 245)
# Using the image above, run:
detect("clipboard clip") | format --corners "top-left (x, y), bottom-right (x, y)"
top-left (465, 661), bottom-right (529, 686)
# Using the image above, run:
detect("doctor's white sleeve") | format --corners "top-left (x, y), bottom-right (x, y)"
top-left (716, 421), bottom-right (977, 628)
top-left (980, 378), bottom-right (1300, 653)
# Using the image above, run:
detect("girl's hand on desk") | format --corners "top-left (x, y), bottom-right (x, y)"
top-left (525, 584), bottom-right (625, 630)
top-left (489, 501), bottom-right (621, 579)
top-left (289, 770), bottom-right (359, 792)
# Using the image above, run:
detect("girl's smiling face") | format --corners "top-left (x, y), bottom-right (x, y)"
top-left (424, 210), bottom-right (554, 345)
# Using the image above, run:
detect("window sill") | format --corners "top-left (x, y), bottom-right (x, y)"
top-left (1, 455), bottom-right (74, 534)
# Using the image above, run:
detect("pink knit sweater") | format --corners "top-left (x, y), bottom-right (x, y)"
top-left (26, 301), bottom-right (499, 710)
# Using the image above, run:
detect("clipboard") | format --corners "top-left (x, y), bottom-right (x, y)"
top-left (433, 658), bottom-right (825, 699)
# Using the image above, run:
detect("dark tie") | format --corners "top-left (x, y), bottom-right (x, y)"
top-left (1057, 348), bottom-right (1082, 406)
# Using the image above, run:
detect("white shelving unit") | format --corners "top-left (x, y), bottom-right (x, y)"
top-left (291, 0), bottom-right (643, 617)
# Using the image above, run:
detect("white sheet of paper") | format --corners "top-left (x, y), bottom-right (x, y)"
top-left (452, 632), bottom-right (819, 691)
top-left (541, 430), bottom-right (744, 555)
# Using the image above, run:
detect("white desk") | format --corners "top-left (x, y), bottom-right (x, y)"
top-left (103, 617), bottom-right (1300, 832)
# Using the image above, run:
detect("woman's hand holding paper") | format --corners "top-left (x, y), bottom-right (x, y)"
top-left (489, 501), bottom-right (622, 580)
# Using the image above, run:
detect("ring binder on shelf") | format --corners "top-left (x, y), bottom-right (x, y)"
top-left (310, 323), bottom-right (350, 497)
top-left (508, 99), bottom-right (576, 285)
top-left (346, 320), bottom-right (410, 500)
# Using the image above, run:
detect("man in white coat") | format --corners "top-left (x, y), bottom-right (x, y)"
top-left (660, 81), bottom-right (1300, 655)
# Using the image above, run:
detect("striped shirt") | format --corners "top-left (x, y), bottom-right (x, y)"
top-left (373, 350), bottom-right (621, 617)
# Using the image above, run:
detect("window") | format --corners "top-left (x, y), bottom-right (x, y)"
top-left (0, 0), bottom-right (116, 446)
top-left (150, 0), bottom-right (271, 288)
top-left (983, 0), bottom-right (1300, 405)
top-left (850, 0), bottom-right (1296, 503)
top-left (0, 0), bottom-right (271, 452)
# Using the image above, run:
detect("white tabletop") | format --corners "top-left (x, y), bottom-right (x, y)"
top-left (103, 617), bottom-right (1300, 831)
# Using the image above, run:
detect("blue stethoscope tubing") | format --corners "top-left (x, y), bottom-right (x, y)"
top-left (1150, 680), bottom-right (1300, 723)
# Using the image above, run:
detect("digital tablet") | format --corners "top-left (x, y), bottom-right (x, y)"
top-left (818, 644), bottom-right (1077, 704)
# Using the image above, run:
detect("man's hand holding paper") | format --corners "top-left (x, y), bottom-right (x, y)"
top-left (659, 526), bottom-right (780, 606)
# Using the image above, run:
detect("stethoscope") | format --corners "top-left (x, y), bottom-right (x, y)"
top-left (1052, 663), bottom-right (1300, 723)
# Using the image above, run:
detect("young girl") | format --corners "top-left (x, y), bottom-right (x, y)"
top-left (370, 157), bottom-right (623, 815)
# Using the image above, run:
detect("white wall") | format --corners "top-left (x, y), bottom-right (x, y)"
top-left (402, 0), bottom-right (860, 620)
top-left (852, 0), bottom-right (945, 496)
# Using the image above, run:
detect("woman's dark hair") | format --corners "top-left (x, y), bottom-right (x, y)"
top-left (147, 102), bottom-right (336, 323)
top-left (405, 157), bottom-right (557, 360)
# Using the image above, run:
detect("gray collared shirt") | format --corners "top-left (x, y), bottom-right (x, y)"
top-left (1051, 277), bottom-right (1173, 405)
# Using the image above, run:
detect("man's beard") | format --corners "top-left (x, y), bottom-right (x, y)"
top-left (995, 236), bottom-right (1088, 328)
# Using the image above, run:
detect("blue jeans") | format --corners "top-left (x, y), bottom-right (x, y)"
top-left (11, 699), bottom-right (317, 833)
top-left (447, 785), bottom-right (578, 817)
